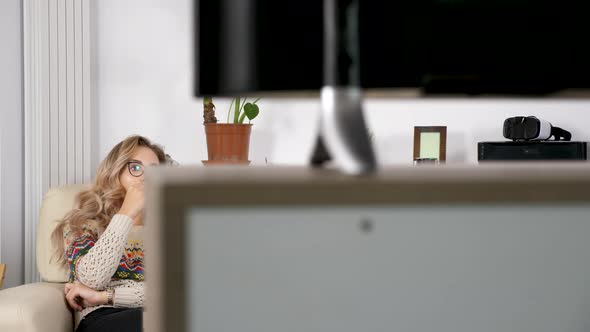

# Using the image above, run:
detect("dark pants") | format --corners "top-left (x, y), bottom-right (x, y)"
top-left (76, 307), bottom-right (142, 332)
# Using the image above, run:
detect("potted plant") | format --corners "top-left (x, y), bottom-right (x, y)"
top-left (202, 96), bottom-right (260, 164)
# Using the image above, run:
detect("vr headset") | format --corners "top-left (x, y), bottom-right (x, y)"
top-left (503, 116), bottom-right (571, 141)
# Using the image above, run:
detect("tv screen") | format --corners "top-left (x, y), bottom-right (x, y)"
top-left (194, 0), bottom-right (590, 96)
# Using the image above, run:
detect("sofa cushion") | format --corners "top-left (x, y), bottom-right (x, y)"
top-left (37, 184), bottom-right (90, 282)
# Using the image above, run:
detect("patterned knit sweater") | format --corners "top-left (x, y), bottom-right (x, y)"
top-left (63, 214), bottom-right (144, 327)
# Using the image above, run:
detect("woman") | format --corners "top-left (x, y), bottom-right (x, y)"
top-left (51, 135), bottom-right (173, 332)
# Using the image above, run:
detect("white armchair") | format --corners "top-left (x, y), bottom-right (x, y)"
top-left (0, 184), bottom-right (89, 332)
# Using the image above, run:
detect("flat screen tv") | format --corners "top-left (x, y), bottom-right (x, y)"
top-left (194, 0), bottom-right (590, 96)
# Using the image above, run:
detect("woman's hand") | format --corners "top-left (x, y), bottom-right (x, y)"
top-left (118, 182), bottom-right (145, 221)
top-left (64, 282), bottom-right (108, 311)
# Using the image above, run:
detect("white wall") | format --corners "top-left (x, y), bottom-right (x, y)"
top-left (96, 0), bottom-right (590, 168)
top-left (0, 0), bottom-right (24, 288)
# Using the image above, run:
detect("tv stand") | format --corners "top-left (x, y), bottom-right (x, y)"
top-left (310, 0), bottom-right (377, 175)
top-left (310, 86), bottom-right (376, 175)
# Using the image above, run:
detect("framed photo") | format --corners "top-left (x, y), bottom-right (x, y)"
top-left (413, 126), bottom-right (447, 162)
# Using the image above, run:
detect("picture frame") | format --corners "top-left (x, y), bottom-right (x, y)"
top-left (413, 126), bottom-right (447, 162)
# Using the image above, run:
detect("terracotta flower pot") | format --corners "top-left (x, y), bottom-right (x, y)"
top-left (204, 123), bottom-right (252, 163)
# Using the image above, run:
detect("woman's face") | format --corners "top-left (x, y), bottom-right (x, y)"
top-left (119, 146), bottom-right (160, 191)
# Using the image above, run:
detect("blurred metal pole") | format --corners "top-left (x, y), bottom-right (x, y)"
top-left (311, 0), bottom-right (377, 175)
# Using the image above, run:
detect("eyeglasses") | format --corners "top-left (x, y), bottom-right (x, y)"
top-left (126, 161), bottom-right (145, 177)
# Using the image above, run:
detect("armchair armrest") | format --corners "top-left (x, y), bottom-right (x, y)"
top-left (0, 282), bottom-right (73, 332)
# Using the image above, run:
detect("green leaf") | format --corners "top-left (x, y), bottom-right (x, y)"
top-left (243, 103), bottom-right (259, 121)
top-left (238, 112), bottom-right (247, 124)
top-left (234, 97), bottom-right (241, 123)
top-left (239, 98), bottom-right (248, 112)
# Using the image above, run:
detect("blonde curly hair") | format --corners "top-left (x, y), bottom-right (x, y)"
top-left (50, 135), bottom-right (172, 265)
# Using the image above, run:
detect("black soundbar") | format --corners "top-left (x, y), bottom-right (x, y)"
top-left (478, 141), bottom-right (587, 161)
